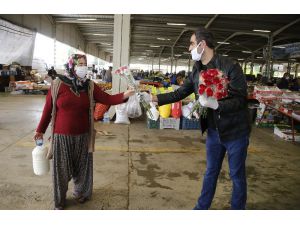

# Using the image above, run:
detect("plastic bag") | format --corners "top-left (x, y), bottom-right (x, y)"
top-left (171, 101), bottom-right (182, 119)
top-left (126, 94), bottom-right (142, 118)
top-left (199, 95), bottom-right (218, 110)
top-left (94, 103), bottom-right (110, 121)
top-left (115, 103), bottom-right (130, 124)
top-left (146, 102), bottom-right (160, 121)
top-left (159, 104), bottom-right (171, 118)
top-left (182, 102), bottom-right (194, 119)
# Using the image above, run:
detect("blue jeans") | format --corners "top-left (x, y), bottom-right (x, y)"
top-left (194, 128), bottom-right (249, 210)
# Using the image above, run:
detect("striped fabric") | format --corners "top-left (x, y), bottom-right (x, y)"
top-left (52, 133), bottom-right (93, 208)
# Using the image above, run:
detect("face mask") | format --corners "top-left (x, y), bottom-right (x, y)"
top-left (191, 42), bottom-right (205, 61)
top-left (75, 66), bottom-right (88, 78)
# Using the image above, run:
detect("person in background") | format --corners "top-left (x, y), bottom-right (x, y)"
top-left (277, 72), bottom-right (289, 89)
top-left (290, 77), bottom-right (299, 91)
top-left (151, 27), bottom-right (250, 210)
top-left (33, 54), bottom-right (134, 210)
top-left (48, 66), bottom-right (57, 80)
top-left (92, 64), bottom-right (98, 79)
top-left (104, 66), bottom-right (112, 83)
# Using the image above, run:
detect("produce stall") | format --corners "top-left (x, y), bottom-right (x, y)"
top-left (253, 85), bottom-right (300, 142)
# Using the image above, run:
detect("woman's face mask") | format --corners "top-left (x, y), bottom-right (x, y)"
top-left (191, 42), bottom-right (205, 61)
top-left (75, 66), bottom-right (88, 78)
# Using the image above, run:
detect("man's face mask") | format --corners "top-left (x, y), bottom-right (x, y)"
top-left (191, 41), bottom-right (205, 61)
top-left (75, 66), bottom-right (88, 78)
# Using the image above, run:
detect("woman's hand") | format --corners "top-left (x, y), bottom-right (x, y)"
top-left (33, 132), bottom-right (44, 141)
top-left (123, 87), bottom-right (135, 100)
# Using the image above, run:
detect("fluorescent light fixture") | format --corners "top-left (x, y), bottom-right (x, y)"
top-left (174, 54), bottom-right (182, 57)
top-left (167, 23), bottom-right (186, 26)
top-left (222, 54), bottom-right (228, 57)
top-left (242, 51), bottom-right (252, 54)
top-left (150, 45), bottom-right (160, 48)
top-left (101, 43), bottom-right (111, 46)
top-left (253, 29), bottom-right (271, 33)
top-left (238, 58), bottom-right (244, 61)
top-left (273, 46), bottom-right (286, 49)
top-left (92, 34), bottom-right (108, 36)
top-left (217, 42), bottom-right (230, 45)
top-left (157, 37), bottom-right (171, 41)
top-left (145, 50), bottom-right (153, 52)
top-left (256, 56), bottom-right (263, 59)
top-left (77, 18), bottom-right (97, 21)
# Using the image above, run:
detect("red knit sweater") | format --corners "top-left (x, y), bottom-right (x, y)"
top-left (36, 82), bottom-right (125, 135)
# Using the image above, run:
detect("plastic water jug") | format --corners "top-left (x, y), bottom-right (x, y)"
top-left (32, 141), bottom-right (50, 176)
top-left (103, 112), bottom-right (110, 123)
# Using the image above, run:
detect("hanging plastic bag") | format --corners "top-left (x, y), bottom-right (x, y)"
top-left (182, 102), bottom-right (194, 119)
top-left (115, 103), bottom-right (130, 124)
top-left (171, 101), bottom-right (182, 119)
top-left (126, 94), bottom-right (142, 118)
top-left (146, 102), bottom-right (160, 121)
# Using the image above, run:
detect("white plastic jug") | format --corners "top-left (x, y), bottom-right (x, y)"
top-left (32, 144), bottom-right (50, 176)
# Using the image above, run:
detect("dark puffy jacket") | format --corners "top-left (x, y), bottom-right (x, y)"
top-left (157, 54), bottom-right (251, 142)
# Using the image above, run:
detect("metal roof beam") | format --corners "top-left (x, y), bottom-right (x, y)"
top-left (171, 14), bottom-right (219, 49)
top-left (215, 32), bottom-right (269, 50)
top-left (272, 17), bottom-right (300, 37)
top-left (205, 14), bottom-right (219, 28)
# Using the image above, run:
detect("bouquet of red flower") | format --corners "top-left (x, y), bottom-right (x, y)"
top-left (190, 69), bottom-right (229, 117)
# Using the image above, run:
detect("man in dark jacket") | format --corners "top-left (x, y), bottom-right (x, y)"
top-left (152, 27), bottom-right (251, 210)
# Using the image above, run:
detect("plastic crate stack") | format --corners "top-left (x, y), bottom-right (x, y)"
top-left (181, 117), bottom-right (200, 130)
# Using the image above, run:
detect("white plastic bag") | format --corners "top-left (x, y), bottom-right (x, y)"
top-left (199, 95), bottom-right (218, 110)
top-left (126, 94), bottom-right (142, 118)
top-left (115, 103), bottom-right (131, 124)
top-left (146, 102), bottom-right (160, 121)
top-left (182, 102), bottom-right (194, 119)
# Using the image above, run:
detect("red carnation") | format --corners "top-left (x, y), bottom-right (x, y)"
top-left (201, 71), bottom-right (212, 80)
top-left (204, 80), bottom-right (213, 86)
top-left (207, 69), bottom-right (219, 76)
top-left (205, 87), bottom-right (213, 97)
top-left (198, 84), bottom-right (206, 95)
top-left (215, 92), bottom-right (223, 100)
top-left (213, 77), bottom-right (220, 84)
top-left (217, 83), bottom-right (224, 90)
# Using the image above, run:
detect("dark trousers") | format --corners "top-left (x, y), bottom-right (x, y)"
top-left (195, 128), bottom-right (249, 210)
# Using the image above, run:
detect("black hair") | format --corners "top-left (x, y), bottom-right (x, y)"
top-left (194, 27), bottom-right (215, 49)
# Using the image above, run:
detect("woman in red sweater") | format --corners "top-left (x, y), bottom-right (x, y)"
top-left (34, 54), bottom-right (134, 209)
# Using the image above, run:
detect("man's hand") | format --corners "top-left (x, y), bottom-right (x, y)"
top-left (199, 95), bottom-right (219, 110)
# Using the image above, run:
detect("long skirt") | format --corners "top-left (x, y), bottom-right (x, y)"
top-left (52, 133), bottom-right (93, 208)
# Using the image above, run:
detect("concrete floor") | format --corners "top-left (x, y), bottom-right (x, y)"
top-left (0, 93), bottom-right (300, 210)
